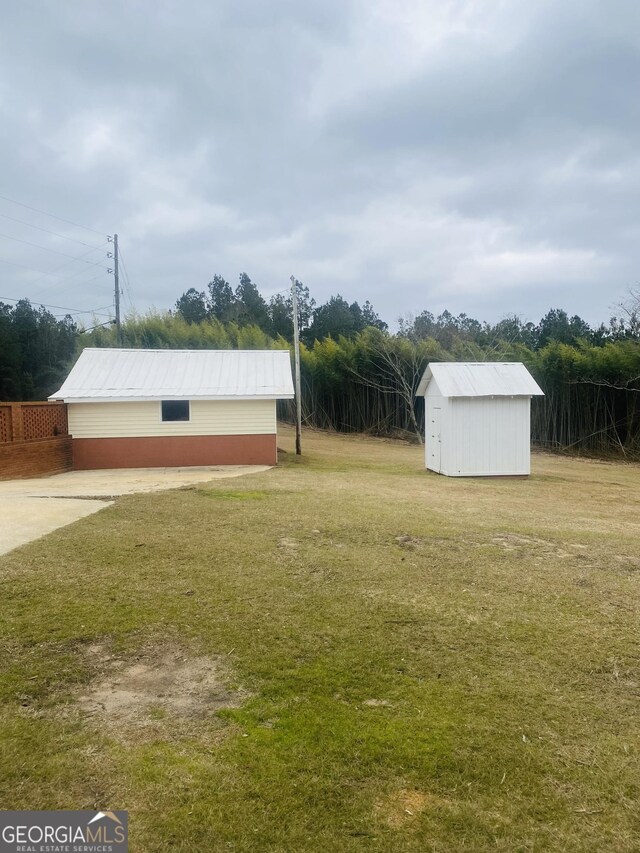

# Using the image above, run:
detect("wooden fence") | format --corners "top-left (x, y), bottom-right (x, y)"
top-left (0, 402), bottom-right (72, 479)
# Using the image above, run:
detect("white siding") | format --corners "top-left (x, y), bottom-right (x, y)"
top-left (68, 399), bottom-right (277, 439)
top-left (446, 396), bottom-right (531, 476)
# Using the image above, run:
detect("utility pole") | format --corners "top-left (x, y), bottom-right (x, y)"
top-left (291, 275), bottom-right (302, 455)
top-left (113, 233), bottom-right (122, 345)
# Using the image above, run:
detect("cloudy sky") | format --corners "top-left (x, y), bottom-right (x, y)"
top-left (0, 0), bottom-right (638, 328)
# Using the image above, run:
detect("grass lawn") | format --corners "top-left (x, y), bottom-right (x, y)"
top-left (1, 425), bottom-right (639, 851)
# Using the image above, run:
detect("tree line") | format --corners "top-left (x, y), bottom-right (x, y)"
top-left (1, 277), bottom-right (639, 458)
top-left (175, 273), bottom-right (387, 342)
top-left (0, 300), bottom-right (77, 400)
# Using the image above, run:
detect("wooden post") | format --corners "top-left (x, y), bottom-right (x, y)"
top-left (10, 403), bottom-right (23, 442)
top-left (291, 275), bottom-right (302, 455)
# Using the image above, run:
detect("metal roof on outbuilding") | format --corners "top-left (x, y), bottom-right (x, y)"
top-left (50, 348), bottom-right (295, 403)
top-left (416, 362), bottom-right (544, 398)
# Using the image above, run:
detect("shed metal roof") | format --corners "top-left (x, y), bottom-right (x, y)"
top-left (50, 348), bottom-right (295, 402)
top-left (416, 362), bottom-right (544, 398)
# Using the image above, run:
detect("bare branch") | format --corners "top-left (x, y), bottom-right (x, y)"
top-left (568, 376), bottom-right (640, 393)
top-left (345, 333), bottom-right (429, 443)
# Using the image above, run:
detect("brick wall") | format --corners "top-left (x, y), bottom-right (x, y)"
top-left (0, 402), bottom-right (72, 479)
top-left (0, 436), bottom-right (73, 479)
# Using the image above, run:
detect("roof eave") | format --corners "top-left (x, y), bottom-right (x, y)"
top-left (51, 394), bottom-right (294, 403)
top-left (449, 392), bottom-right (545, 398)
top-left (415, 367), bottom-right (433, 397)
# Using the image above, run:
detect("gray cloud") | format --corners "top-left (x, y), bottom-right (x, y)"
top-left (0, 0), bottom-right (638, 327)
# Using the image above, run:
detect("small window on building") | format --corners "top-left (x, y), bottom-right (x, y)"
top-left (161, 400), bottom-right (190, 422)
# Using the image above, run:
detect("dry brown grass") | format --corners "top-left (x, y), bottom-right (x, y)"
top-left (0, 423), bottom-right (638, 851)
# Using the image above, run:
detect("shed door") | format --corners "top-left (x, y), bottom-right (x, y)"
top-left (428, 407), bottom-right (442, 471)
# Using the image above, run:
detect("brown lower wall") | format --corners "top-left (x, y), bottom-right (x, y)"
top-left (72, 434), bottom-right (278, 469)
top-left (0, 436), bottom-right (73, 479)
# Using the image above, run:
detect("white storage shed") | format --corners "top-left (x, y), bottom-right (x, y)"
top-left (50, 348), bottom-right (294, 470)
top-left (416, 362), bottom-right (544, 477)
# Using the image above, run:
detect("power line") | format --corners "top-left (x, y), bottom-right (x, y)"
top-left (0, 294), bottom-right (113, 315)
top-left (121, 271), bottom-right (133, 313)
top-left (26, 243), bottom-right (111, 294)
top-left (0, 252), bottom-right (113, 313)
top-left (0, 244), bottom-right (110, 287)
top-left (0, 256), bottom-right (56, 277)
top-left (33, 254), bottom-right (111, 288)
top-left (117, 245), bottom-right (131, 289)
top-left (54, 309), bottom-right (113, 319)
top-left (50, 310), bottom-right (112, 319)
top-left (0, 203), bottom-right (122, 318)
top-left (117, 244), bottom-right (134, 312)
top-left (0, 230), bottom-right (112, 266)
top-left (28, 242), bottom-right (108, 279)
top-left (0, 294), bottom-right (110, 313)
top-left (0, 211), bottom-right (105, 250)
top-left (0, 192), bottom-right (108, 237)
top-left (77, 319), bottom-right (117, 335)
top-left (47, 268), bottom-right (112, 294)
top-left (113, 233), bottom-right (121, 343)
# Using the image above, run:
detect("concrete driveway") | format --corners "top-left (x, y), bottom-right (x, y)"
top-left (0, 465), bottom-right (270, 556)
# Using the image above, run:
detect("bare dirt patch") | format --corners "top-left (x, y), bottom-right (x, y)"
top-left (375, 788), bottom-right (450, 828)
top-left (490, 533), bottom-right (577, 560)
top-left (78, 642), bottom-right (247, 732)
top-left (492, 533), bottom-right (554, 549)
top-left (395, 534), bottom-right (423, 549)
top-left (279, 537), bottom-right (300, 549)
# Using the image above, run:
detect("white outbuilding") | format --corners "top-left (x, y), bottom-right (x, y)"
top-left (416, 362), bottom-right (544, 477)
top-left (50, 348), bottom-right (294, 470)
